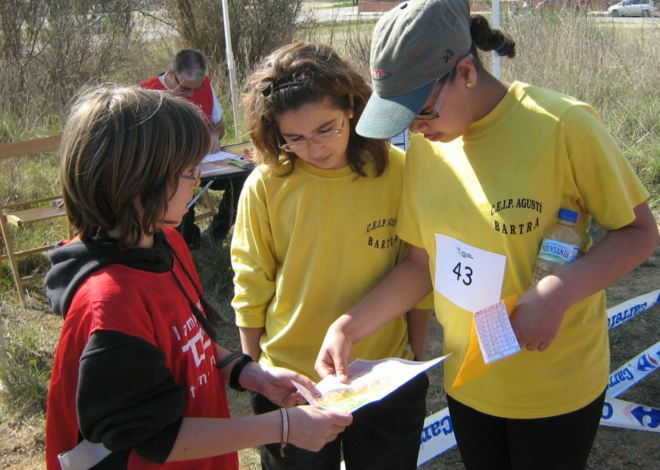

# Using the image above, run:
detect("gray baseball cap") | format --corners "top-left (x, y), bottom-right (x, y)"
top-left (356, 0), bottom-right (472, 139)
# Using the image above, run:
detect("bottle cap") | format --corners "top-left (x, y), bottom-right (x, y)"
top-left (558, 208), bottom-right (578, 224)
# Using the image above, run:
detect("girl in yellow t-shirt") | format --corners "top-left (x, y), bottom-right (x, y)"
top-left (232, 41), bottom-right (433, 470)
top-left (315, 1), bottom-right (658, 469)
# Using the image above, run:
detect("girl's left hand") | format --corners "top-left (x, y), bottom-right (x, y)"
top-left (511, 275), bottom-right (570, 351)
top-left (243, 363), bottom-right (318, 407)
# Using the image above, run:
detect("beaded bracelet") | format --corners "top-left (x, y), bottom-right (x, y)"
top-left (229, 353), bottom-right (254, 392)
top-left (279, 407), bottom-right (289, 457)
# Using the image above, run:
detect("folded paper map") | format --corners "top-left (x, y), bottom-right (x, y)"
top-left (293, 356), bottom-right (449, 413)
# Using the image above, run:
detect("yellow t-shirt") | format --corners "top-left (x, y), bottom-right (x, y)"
top-left (398, 82), bottom-right (649, 418)
top-left (232, 145), bottom-right (420, 381)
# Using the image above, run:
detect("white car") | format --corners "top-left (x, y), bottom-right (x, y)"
top-left (608, 0), bottom-right (658, 16)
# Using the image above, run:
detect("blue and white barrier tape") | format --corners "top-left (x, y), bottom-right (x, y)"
top-left (607, 340), bottom-right (660, 398)
top-left (601, 397), bottom-right (660, 433)
top-left (607, 289), bottom-right (660, 330)
top-left (417, 407), bottom-right (456, 466)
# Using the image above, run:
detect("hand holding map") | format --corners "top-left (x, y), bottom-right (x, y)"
top-left (293, 356), bottom-right (448, 413)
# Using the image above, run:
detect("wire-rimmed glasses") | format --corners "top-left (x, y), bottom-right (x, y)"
top-left (279, 117), bottom-right (346, 153)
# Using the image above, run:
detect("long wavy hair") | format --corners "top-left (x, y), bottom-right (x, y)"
top-left (243, 41), bottom-right (389, 177)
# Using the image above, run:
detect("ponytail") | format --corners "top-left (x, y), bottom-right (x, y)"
top-left (469, 15), bottom-right (516, 58)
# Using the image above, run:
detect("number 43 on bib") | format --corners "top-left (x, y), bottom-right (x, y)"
top-left (434, 234), bottom-right (507, 313)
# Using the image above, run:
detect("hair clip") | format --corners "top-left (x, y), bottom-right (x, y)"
top-left (493, 40), bottom-right (508, 54)
top-left (272, 80), bottom-right (305, 93)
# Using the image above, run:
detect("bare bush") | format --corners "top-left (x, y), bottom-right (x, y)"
top-left (0, 0), bottom-right (146, 132)
top-left (335, 18), bottom-right (374, 77)
top-left (292, 14), bottom-right (375, 79)
top-left (167, 0), bottom-right (306, 83)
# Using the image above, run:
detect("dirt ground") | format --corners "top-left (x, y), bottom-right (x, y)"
top-left (1, 244), bottom-right (659, 469)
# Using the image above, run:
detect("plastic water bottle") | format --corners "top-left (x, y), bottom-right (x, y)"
top-left (532, 209), bottom-right (581, 285)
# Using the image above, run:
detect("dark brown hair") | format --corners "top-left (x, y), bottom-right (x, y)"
top-left (469, 15), bottom-right (517, 66)
top-left (243, 41), bottom-right (389, 177)
top-left (60, 86), bottom-right (210, 248)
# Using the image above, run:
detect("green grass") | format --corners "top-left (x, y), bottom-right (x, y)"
top-left (0, 302), bottom-right (60, 417)
top-left (0, 153), bottom-right (61, 206)
top-left (317, 1), bottom-right (356, 8)
top-left (0, 327), bottom-right (51, 416)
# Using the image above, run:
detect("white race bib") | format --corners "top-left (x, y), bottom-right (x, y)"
top-left (434, 234), bottom-right (506, 313)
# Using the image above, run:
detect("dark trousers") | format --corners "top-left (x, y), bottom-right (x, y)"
top-left (208, 175), bottom-right (247, 241)
top-left (176, 206), bottom-right (201, 249)
top-left (250, 373), bottom-right (429, 470)
top-left (447, 389), bottom-right (606, 470)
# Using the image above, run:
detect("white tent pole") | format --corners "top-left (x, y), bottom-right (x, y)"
top-left (492, 0), bottom-right (501, 79)
top-left (221, 0), bottom-right (240, 142)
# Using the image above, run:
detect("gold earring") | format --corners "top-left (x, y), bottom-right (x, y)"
top-left (466, 82), bottom-right (475, 89)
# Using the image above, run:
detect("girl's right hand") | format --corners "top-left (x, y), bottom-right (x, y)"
top-left (286, 406), bottom-right (353, 451)
top-left (314, 317), bottom-right (354, 382)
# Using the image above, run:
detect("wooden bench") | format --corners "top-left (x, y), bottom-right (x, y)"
top-left (0, 135), bottom-right (70, 306)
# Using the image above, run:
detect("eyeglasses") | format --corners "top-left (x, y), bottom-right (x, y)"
top-left (279, 117), bottom-right (346, 153)
top-left (179, 167), bottom-right (201, 183)
top-left (173, 74), bottom-right (204, 94)
top-left (415, 76), bottom-right (451, 121)
top-left (415, 54), bottom-right (473, 121)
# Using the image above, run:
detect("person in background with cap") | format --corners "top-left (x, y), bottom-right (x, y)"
top-left (315, 0), bottom-right (658, 469)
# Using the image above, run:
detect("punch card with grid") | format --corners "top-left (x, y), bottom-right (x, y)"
top-left (474, 300), bottom-right (521, 364)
